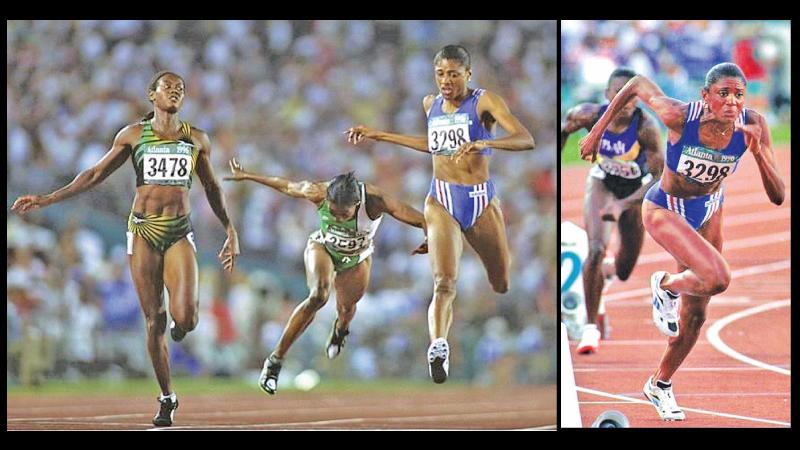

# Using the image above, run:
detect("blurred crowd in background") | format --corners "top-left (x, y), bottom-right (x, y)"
top-left (561, 20), bottom-right (791, 125)
top-left (7, 20), bottom-right (557, 387)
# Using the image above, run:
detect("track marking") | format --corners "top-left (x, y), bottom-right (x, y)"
top-left (576, 386), bottom-right (790, 426)
top-left (147, 410), bottom-right (554, 430)
top-left (706, 299), bottom-right (791, 376)
top-left (574, 366), bottom-right (788, 373)
top-left (515, 424), bottom-right (556, 430)
top-left (603, 259), bottom-right (790, 302)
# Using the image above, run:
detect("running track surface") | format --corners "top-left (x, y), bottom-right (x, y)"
top-left (7, 385), bottom-right (555, 430)
top-left (561, 147), bottom-right (791, 428)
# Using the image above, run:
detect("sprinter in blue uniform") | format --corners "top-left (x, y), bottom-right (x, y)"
top-left (344, 45), bottom-right (535, 384)
top-left (561, 68), bottom-right (664, 354)
top-left (580, 63), bottom-right (785, 421)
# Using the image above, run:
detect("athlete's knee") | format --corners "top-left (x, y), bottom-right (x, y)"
top-left (337, 301), bottom-right (357, 316)
top-left (698, 261), bottom-right (731, 296)
top-left (615, 259), bottom-right (635, 281)
top-left (308, 283), bottom-right (331, 309)
top-left (586, 241), bottom-right (607, 265)
top-left (707, 268), bottom-right (731, 296)
top-left (173, 310), bottom-right (198, 333)
top-left (490, 275), bottom-right (509, 294)
top-left (433, 274), bottom-right (457, 298)
top-left (144, 311), bottom-right (167, 336)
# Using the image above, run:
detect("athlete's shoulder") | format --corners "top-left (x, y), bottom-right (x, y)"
top-left (187, 125), bottom-right (211, 148)
top-left (684, 100), bottom-right (707, 122)
top-left (474, 88), bottom-right (503, 103)
top-left (115, 122), bottom-right (145, 143)
top-left (423, 94), bottom-right (438, 111)
top-left (741, 107), bottom-right (764, 126)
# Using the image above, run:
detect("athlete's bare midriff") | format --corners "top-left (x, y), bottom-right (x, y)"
top-left (132, 184), bottom-right (191, 217)
top-left (432, 154), bottom-right (491, 185)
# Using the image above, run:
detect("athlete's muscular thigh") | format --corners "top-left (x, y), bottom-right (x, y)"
top-left (305, 240), bottom-right (335, 294)
top-left (642, 200), bottom-right (725, 277)
top-left (424, 196), bottom-right (462, 281)
top-left (463, 198), bottom-right (510, 292)
top-left (129, 235), bottom-right (166, 318)
top-left (334, 256), bottom-right (372, 306)
top-left (163, 238), bottom-right (199, 327)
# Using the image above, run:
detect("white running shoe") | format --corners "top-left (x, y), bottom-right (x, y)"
top-left (643, 376), bottom-right (686, 421)
top-left (651, 271), bottom-right (680, 337)
top-left (576, 324), bottom-right (600, 354)
top-left (427, 338), bottom-right (449, 384)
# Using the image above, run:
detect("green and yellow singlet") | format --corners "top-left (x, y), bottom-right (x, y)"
top-left (132, 120), bottom-right (199, 188)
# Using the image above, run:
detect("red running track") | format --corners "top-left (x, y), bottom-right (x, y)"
top-left (561, 147), bottom-right (791, 427)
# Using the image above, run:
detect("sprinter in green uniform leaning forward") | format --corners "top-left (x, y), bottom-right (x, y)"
top-left (224, 158), bottom-right (427, 395)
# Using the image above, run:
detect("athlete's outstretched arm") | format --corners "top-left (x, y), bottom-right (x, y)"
top-left (560, 103), bottom-right (601, 152)
top-left (11, 124), bottom-right (137, 215)
top-left (223, 158), bottom-right (327, 204)
top-left (344, 95), bottom-right (438, 153)
top-left (345, 127), bottom-right (429, 153)
top-left (738, 112), bottom-right (785, 205)
top-left (194, 131), bottom-right (240, 272)
top-left (365, 184), bottom-right (425, 230)
top-left (580, 75), bottom-right (686, 162)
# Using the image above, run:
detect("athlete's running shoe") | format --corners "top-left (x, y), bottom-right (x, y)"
top-left (170, 320), bottom-right (186, 342)
top-left (643, 376), bottom-right (686, 421)
top-left (325, 319), bottom-right (349, 360)
top-left (576, 324), bottom-right (601, 354)
top-left (428, 338), bottom-right (449, 384)
top-left (258, 353), bottom-right (282, 395)
top-left (152, 394), bottom-right (179, 427)
top-left (651, 271), bottom-right (680, 337)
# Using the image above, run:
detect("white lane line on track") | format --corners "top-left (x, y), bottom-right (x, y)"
top-left (706, 299), bottom-right (791, 376)
top-left (8, 414), bottom-right (148, 422)
top-left (602, 259), bottom-right (790, 302)
top-left (8, 399), bottom-right (535, 415)
top-left (574, 366), bottom-right (789, 373)
top-left (575, 386), bottom-right (790, 427)
top-left (146, 410), bottom-right (555, 430)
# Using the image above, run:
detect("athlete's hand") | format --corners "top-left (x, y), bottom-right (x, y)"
top-left (411, 237), bottom-right (428, 255)
top-left (736, 122), bottom-right (763, 156)
top-left (219, 229), bottom-right (240, 273)
top-left (223, 158), bottom-right (248, 182)
top-left (579, 129), bottom-right (602, 163)
top-left (345, 125), bottom-right (377, 145)
top-left (451, 140), bottom-right (487, 164)
top-left (11, 194), bottom-right (51, 215)
top-left (600, 200), bottom-right (625, 222)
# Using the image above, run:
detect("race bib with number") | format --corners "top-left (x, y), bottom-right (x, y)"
top-left (676, 145), bottom-right (737, 184)
top-left (428, 113), bottom-right (470, 155)
top-left (142, 143), bottom-right (194, 185)
top-left (598, 157), bottom-right (643, 179)
top-left (323, 233), bottom-right (369, 255)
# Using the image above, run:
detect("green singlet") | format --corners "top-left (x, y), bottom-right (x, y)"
top-left (309, 182), bottom-right (383, 272)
